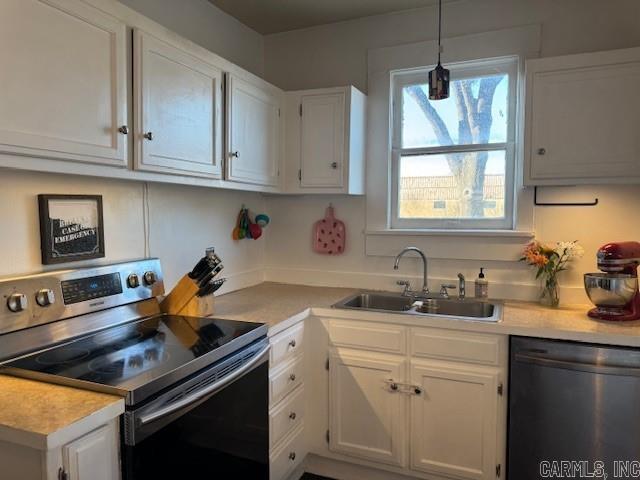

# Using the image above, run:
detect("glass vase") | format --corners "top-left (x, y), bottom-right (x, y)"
top-left (540, 277), bottom-right (560, 308)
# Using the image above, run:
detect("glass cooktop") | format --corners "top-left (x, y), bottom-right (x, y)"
top-left (2, 315), bottom-right (266, 404)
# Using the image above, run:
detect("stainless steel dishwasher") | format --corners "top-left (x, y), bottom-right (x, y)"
top-left (508, 336), bottom-right (640, 479)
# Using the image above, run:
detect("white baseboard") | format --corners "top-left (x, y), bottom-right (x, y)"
top-left (305, 454), bottom-right (417, 480)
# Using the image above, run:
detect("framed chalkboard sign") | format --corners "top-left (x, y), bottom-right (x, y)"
top-left (38, 194), bottom-right (105, 265)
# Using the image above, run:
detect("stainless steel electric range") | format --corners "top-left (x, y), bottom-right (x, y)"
top-left (0, 259), bottom-right (270, 479)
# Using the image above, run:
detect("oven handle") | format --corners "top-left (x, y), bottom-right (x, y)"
top-left (138, 344), bottom-right (270, 426)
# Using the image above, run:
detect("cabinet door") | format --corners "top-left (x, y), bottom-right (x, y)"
top-left (300, 93), bottom-right (345, 188)
top-left (63, 423), bottom-right (119, 480)
top-left (410, 360), bottom-right (499, 480)
top-left (328, 349), bottom-right (406, 467)
top-left (226, 74), bottom-right (281, 186)
top-left (134, 30), bottom-right (223, 178)
top-left (0, 0), bottom-right (128, 166)
top-left (526, 48), bottom-right (640, 184)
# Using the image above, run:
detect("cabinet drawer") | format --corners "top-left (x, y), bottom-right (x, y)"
top-left (270, 356), bottom-right (303, 406)
top-left (411, 327), bottom-right (503, 366)
top-left (270, 323), bottom-right (304, 367)
top-left (329, 320), bottom-right (406, 354)
top-left (270, 423), bottom-right (305, 480)
top-left (270, 384), bottom-right (305, 449)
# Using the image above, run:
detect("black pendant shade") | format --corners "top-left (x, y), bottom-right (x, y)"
top-left (428, 0), bottom-right (449, 100)
top-left (428, 62), bottom-right (450, 100)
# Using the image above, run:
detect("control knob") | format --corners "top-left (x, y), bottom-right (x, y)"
top-left (7, 293), bottom-right (28, 312)
top-left (143, 271), bottom-right (157, 286)
top-left (35, 289), bottom-right (55, 307)
top-left (127, 273), bottom-right (140, 289)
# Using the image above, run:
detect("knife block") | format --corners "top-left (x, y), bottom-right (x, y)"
top-left (178, 294), bottom-right (215, 317)
top-left (159, 275), bottom-right (216, 317)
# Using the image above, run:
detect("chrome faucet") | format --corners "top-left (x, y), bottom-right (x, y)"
top-left (457, 273), bottom-right (466, 299)
top-left (394, 247), bottom-right (429, 296)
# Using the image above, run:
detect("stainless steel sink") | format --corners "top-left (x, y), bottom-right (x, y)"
top-left (333, 292), bottom-right (501, 322)
top-left (414, 298), bottom-right (495, 318)
top-left (339, 292), bottom-right (414, 312)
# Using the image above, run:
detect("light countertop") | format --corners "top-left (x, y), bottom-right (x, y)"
top-left (0, 375), bottom-right (123, 450)
top-left (3, 282), bottom-right (639, 450)
top-left (214, 282), bottom-right (640, 346)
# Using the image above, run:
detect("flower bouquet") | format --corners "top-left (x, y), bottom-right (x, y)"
top-left (520, 240), bottom-right (584, 307)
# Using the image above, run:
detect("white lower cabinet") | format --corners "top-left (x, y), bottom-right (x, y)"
top-left (269, 322), bottom-right (308, 480)
top-left (324, 319), bottom-right (507, 480)
top-left (328, 349), bottom-right (406, 467)
top-left (410, 360), bottom-right (500, 480)
top-left (61, 423), bottom-right (120, 480)
top-left (0, 419), bottom-right (121, 480)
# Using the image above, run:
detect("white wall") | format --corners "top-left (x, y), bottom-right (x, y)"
top-left (119, 0), bottom-right (264, 76)
top-left (0, 170), bottom-right (266, 294)
top-left (262, 0), bottom-right (640, 303)
top-left (0, 0), bottom-right (267, 293)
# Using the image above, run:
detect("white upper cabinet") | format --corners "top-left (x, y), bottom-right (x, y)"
top-left (134, 30), bottom-right (223, 178)
top-left (0, 0), bottom-right (128, 167)
top-left (226, 73), bottom-right (282, 187)
top-left (285, 87), bottom-right (366, 194)
top-left (525, 47), bottom-right (640, 185)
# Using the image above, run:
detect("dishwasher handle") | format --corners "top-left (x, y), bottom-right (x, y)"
top-left (138, 343), bottom-right (270, 426)
top-left (514, 352), bottom-right (640, 377)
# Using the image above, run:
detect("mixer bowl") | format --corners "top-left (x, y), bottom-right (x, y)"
top-left (584, 273), bottom-right (638, 307)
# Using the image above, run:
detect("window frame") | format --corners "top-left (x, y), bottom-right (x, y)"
top-left (390, 56), bottom-right (519, 230)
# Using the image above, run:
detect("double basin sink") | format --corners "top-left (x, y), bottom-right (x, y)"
top-left (333, 292), bottom-right (501, 322)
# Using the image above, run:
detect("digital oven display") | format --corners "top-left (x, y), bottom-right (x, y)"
top-left (61, 273), bottom-right (123, 305)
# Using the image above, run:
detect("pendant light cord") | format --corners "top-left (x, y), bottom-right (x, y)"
top-left (437, 0), bottom-right (442, 64)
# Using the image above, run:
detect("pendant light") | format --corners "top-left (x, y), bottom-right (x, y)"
top-left (428, 0), bottom-right (449, 100)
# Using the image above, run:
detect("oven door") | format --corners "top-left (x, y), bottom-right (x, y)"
top-left (122, 338), bottom-right (270, 480)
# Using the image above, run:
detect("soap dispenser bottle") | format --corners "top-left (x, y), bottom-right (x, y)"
top-left (475, 268), bottom-right (488, 299)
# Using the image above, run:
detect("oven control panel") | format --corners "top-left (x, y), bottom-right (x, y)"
top-left (61, 273), bottom-right (123, 305)
top-left (0, 258), bottom-right (164, 336)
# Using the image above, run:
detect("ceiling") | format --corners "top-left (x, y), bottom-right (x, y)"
top-left (209, 0), bottom-right (442, 35)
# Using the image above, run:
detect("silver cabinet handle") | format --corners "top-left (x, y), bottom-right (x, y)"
top-left (230, 151), bottom-right (239, 158)
top-left (289, 452), bottom-right (296, 461)
top-left (289, 412), bottom-right (297, 420)
top-left (118, 125), bottom-right (129, 135)
top-left (289, 373), bottom-right (296, 382)
top-left (330, 162), bottom-right (338, 169)
top-left (537, 148), bottom-right (546, 155)
top-left (289, 339), bottom-right (296, 348)
top-left (143, 131), bottom-right (153, 141)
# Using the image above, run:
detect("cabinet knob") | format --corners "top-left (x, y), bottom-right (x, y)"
top-left (230, 151), bottom-right (239, 158)
top-left (118, 125), bottom-right (129, 135)
top-left (289, 373), bottom-right (296, 382)
top-left (330, 161), bottom-right (338, 169)
top-left (143, 131), bottom-right (153, 141)
top-left (289, 452), bottom-right (296, 461)
top-left (289, 412), bottom-right (297, 420)
top-left (390, 382), bottom-right (398, 391)
top-left (537, 148), bottom-right (546, 155)
top-left (414, 387), bottom-right (423, 395)
top-left (289, 339), bottom-right (296, 348)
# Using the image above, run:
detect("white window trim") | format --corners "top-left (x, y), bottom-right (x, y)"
top-left (390, 57), bottom-right (518, 230)
top-left (365, 25), bottom-right (541, 259)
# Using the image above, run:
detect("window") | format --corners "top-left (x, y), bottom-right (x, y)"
top-left (391, 57), bottom-right (518, 230)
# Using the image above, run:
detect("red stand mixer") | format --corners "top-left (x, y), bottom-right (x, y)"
top-left (584, 241), bottom-right (640, 321)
